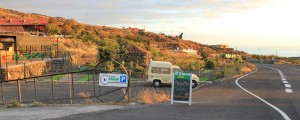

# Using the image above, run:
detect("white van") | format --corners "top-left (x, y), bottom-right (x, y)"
top-left (147, 60), bottom-right (200, 88)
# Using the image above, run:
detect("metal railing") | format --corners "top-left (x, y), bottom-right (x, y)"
top-left (0, 63), bottom-right (130, 105)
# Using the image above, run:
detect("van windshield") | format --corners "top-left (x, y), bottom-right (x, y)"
top-left (173, 68), bottom-right (182, 73)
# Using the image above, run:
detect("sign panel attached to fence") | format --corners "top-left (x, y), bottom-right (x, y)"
top-left (99, 73), bottom-right (128, 87)
top-left (171, 72), bottom-right (192, 106)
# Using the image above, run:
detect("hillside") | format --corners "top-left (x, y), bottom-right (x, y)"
top-left (0, 7), bottom-right (248, 69)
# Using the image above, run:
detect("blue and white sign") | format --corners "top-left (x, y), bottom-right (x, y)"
top-left (99, 73), bottom-right (128, 87)
top-left (120, 76), bottom-right (127, 83)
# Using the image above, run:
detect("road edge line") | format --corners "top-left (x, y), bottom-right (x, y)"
top-left (235, 69), bottom-right (291, 120)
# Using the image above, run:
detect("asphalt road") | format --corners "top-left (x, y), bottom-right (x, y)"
top-left (47, 64), bottom-right (300, 120)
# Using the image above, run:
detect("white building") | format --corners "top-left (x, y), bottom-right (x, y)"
top-left (182, 49), bottom-right (197, 55)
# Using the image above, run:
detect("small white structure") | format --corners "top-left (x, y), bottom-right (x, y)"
top-left (182, 49), bottom-right (197, 55)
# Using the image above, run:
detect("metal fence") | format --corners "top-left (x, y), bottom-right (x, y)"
top-left (0, 69), bottom-right (130, 105)
top-left (188, 63), bottom-right (246, 81)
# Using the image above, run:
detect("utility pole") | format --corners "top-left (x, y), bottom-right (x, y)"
top-left (258, 49), bottom-right (262, 63)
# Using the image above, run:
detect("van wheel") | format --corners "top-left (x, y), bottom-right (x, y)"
top-left (192, 80), bottom-right (198, 88)
top-left (153, 80), bottom-right (161, 87)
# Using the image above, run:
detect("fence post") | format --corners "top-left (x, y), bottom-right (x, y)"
top-left (93, 70), bottom-right (96, 97)
top-left (71, 73), bottom-right (74, 99)
top-left (68, 74), bottom-right (72, 104)
top-left (1, 82), bottom-right (4, 103)
top-left (128, 70), bottom-right (131, 104)
top-left (23, 63), bottom-right (26, 79)
top-left (6, 51), bottom-right (8, 81)
top-left (50, 45), bottom-right (52, 59)
top-left (17, 80), bottom-right (22, 103)
top-left (51, 76), bottom-right (54, 100)
top-left (34, 78), bottom-right (38, 102)
top-left (0, 51), bottom-right (2, 68)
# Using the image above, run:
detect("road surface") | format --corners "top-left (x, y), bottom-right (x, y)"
top-left (47, 64), bottom-right (300, 120)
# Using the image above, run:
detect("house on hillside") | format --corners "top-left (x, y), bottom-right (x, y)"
top-left (0, 18), bottom-right (63, 35)
top-left (211, 44), bottom-right (229, 49)
top-left (122, 45), bottom-right (151, 66)
top-left (123, 27), bottom-right (145, 33)
top-left (181, 49), bottom-right (197, 55)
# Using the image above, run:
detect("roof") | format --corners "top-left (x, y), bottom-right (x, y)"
top-left (0, 18), bottom-right (63, 26)
top-left (128, 45), bottom-right (149, 54)
top-left (149, 61), bottom-right (172, 67)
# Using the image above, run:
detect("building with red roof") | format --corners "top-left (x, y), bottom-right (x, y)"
top-left (0, 18), bottom-right (63, 32)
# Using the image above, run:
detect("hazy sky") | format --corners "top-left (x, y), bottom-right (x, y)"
top-left (1, 0), bottom-right (300, 57)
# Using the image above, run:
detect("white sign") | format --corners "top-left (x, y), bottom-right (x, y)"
top-left (99, 73), bottom-right (128, 87)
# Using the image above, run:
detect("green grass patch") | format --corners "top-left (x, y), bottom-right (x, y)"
top-left (78, 75), bottom-right (91, 82)
top-left (200, 77), bottom-right (209, 81)
top-left (130, 78), bottom-right (144, 81)
top-left (45, 74), bottom-right (65, 81)
top-left (202, 70), bottom-right (212, 74)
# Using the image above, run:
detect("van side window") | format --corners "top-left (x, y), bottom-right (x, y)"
top-left (151, 67), bottom-right (171, 74)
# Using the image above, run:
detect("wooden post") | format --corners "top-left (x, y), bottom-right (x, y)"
top-left (1, 82), bottom-right (4, 103)
top-left (56, 38), bottom-right (58, 58)
top-left (68, 74), bottom-right (72, 104)
top-left (71, 73), bottom-right (74, 99)
top-left (34, 78), bottom-right (38, 102)
top-left (0, 51), bottom-right (2, 68)
top-left (17, 80), bottom-right (22, 103)
top-left (51, 76), bottom-right (54, 100)
top-left (5, 51), bottom-right (8, 81)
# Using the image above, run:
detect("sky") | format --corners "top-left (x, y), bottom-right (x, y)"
top-left (1, 0), bottom-right (300, 57)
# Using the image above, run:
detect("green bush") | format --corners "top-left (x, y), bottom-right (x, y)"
top-left (205, 60), bottom-right (216, 69)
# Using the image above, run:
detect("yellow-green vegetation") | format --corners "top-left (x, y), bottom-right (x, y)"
top-left (29, 102), bottom-right (45, 107)
top-left (241, 63), bottom-right (256, 73)
top-left (78, 75), bottom-right (91, 82)
top-left (6, 102), bottom-right (22, 108)
top-left (45, 75), bottom-right (64, 81)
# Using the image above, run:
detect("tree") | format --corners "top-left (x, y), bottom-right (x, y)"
top-left (61, 25), bottom-right (73, 35)
top-left (179, 32), bottom-right (183, 39)
top-left (46, 23), bottom-right (61, 35)
top-left (205, 60), bottom-right (216, 69)
top-left (201, 52), bottom-right (209, 60)
top-left (97, 38), bottom-right (120, 61)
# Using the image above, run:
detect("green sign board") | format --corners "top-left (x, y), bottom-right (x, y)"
top-left (171, 72), bottom-right (192, 105)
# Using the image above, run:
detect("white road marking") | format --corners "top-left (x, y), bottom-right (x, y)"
top-left (283, 66), bottom-right (300, 71)
top-left (282, 81), bottom-right (288, 84)
top-left (285, 88), bottom-right (293, 93)
top-left (262, 65), bottom-right (292, 94)
top-left (235, 70), bottom-right (291, 120)
top-left (284, 84), bottom-right (291, 88)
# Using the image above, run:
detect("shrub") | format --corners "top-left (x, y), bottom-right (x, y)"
top-left (7, 102), bottom-right (22, 108)
top-left (205, 60), bottom-right (216, 69)
top-left (77, 92), bottom-right (93, 104)
top-left (30, 102), bottom-right (45, 107)
top-left (137, 88), bottom-right (170, 104)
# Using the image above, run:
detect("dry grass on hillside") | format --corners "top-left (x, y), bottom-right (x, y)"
top-left (59, 39), bottom-right (98, 65)
top-left (241, 63), bottom-right (256, 73)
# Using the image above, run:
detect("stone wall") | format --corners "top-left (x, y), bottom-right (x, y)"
top-left (3, 60), bottom-right (52, 81)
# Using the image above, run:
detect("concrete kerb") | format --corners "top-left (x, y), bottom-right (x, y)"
top-left (0, 104), bottom-right (125, 120)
